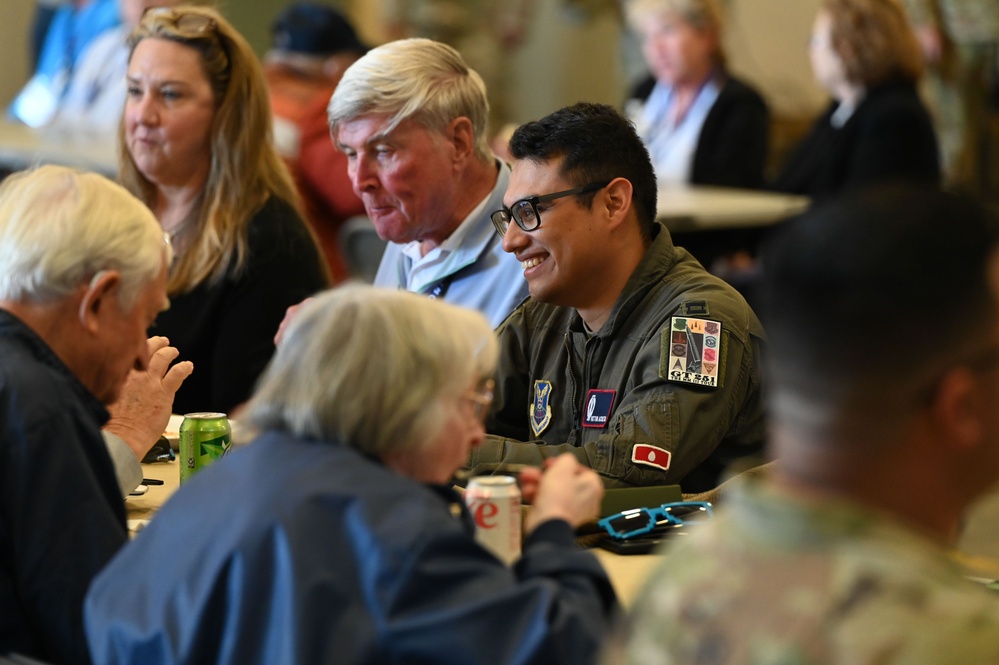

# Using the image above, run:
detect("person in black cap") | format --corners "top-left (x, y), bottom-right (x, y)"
top-left (265, 2), bottom-right (369, 283)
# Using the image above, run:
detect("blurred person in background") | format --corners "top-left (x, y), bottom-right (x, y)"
top-left (9, 0), bottom-right (120, 127)
top-left (606, 185), bottom-right (999, 664)
top-left (86, 286), bottom-right (617, 665)
top-left (47, 0), bottom-right (214, 137)
top-left (624, 0), bottom-right (770, 189)
top-left (772, 0), bottom-right (940, 200)
top-left (265, 1), bottom-right (368, 282)
top-left (121, 6), bottom-right (327, 416)
top-left (902, 0), bottom-right (999, 195)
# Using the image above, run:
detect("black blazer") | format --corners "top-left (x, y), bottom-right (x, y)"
top-left (630, 73), bottom-right (770, 189)
top-left (772, 81), bottom-right (940, 200)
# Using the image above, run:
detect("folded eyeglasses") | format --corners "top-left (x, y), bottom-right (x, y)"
top-left (597, 501), bottom-right (713, 540)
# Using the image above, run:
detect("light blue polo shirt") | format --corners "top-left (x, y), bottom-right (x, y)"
top-left (373, 161), bottom-right (528, 329)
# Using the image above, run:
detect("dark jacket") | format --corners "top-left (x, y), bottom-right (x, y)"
top-left (772, 81), bottom-right (940, 200)
top-left (0, 310), bottom-right (126, 665)
top-left (631, 73), bottom-right (771, 189)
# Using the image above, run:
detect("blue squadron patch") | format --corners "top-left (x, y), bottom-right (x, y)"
top-left (582, 389), bottom-right (616, 428)
top-left (530, 380), bottom-right (553, 437)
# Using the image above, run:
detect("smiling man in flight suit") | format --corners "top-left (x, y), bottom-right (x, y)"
top-left (467, 103), bottom-right (766, 492)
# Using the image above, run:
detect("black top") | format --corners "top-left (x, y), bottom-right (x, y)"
top-left (0, 310), bottom-right (126, 665)
top-left (771, 81), bottom-right (941, 200)
top-left (155, 196), bottom-right (328, 415)
top-left (630, 73), bottom-right (771, 189)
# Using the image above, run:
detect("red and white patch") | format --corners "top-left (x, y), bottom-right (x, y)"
top-left (631, 444), bottom-right (672, 472)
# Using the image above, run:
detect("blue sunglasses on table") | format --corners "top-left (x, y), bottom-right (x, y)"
top-left (597, 501), bottom-right (714, 540)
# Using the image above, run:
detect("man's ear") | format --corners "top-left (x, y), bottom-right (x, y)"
top-left (929, 366), bottom-right (984, 451)
top-left (603, 177), bottom-right (634, 230)
top-left (446, 116), bottom-right (476, 165)
top-left (78, 270), bottom-right (121, 333)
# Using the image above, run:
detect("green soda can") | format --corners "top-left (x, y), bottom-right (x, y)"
top-left (179, 412), bottom-right (232, 484)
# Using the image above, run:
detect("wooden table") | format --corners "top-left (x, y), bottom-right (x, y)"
top-left (125, 459), bottom-right (180, 534)
top-left (0, 120), bottom-right (117, 177)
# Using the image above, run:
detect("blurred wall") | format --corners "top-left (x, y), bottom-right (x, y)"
top-left (1, 0), bottom-right (826, 129)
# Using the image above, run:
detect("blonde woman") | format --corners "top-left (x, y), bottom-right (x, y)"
top-left (121, 6), bottom-right (327, 415)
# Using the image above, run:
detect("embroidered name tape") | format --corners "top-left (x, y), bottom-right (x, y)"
top-left (631, 443), bottom-right (672, 472)
top-left (661, 316), bottom-right (722, 389)
top-left (582, 389), bottom-right (615, 428)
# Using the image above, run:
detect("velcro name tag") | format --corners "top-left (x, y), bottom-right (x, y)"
top-left (631, 443), bottom-right (672, 472)
top-left (582, 389), bottom-right (616, 428)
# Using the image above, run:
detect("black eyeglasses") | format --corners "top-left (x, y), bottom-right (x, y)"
top-left (597, 501), bottom-right (713, 540)
top-left (491, 180), bottom-right (610, 237)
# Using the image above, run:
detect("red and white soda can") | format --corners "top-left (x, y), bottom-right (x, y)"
top-left (465, 475), bottom-right (522, 565)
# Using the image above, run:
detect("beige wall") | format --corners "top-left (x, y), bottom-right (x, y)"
top-left (1, 0), bottom-right (825, 126)
top-left (1, 2), bottom-right (36, 109)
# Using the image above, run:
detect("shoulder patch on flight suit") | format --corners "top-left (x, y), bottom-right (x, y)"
top-left (530, 380), bottom-right (553, 437)
top-left (660, 317), bottom-right (722, 389)
top-left (679, 300), bottom-right (710, 317)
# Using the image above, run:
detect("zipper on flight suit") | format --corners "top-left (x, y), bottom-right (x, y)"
top-left (564, 334), bottom-right (580, 433)
top-left (565, 332), bottom-right (601, 436)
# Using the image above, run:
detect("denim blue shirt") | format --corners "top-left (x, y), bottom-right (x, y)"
top-left (374, 161), bottom-right (528, 328)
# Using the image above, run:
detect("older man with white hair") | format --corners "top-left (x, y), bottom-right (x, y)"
top-left (329, 38), bottom-right (528, 327)
top-left (0, 166), bottom-right (191, 665)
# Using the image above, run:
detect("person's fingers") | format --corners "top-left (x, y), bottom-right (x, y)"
top-left (161, 360), bottom-right (194, 394)
top-left (274, 299), bottom-right (310, 347)
top-left (517, 467), bottom-right (543, 503)
top-left (146, 345), bottom-right (181, 377)
top-left (145, 336), bottom-right (169, 356)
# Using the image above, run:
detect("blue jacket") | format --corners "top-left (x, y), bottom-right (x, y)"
top-left (85, 431), bottom-right (617, 665)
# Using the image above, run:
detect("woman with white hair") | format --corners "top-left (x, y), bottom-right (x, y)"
top-left (86, 286), bottom-right (616, 665)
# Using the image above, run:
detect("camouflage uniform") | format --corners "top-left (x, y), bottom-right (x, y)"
top-left (606, 478), bottom-right (999, 664)
top-left (902, 0), bottom-right (999, 193)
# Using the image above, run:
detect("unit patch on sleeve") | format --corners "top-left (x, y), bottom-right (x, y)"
top-left (582, 389), bottom-right (616, 428)
top-left (660, 317), bottom-right (722, 388)
top-left (530, 380), bottom-right (553, 438)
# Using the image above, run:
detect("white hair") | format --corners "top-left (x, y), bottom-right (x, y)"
top-left (0, 166), bottom-right (169, 309)
top-left (245, 285), bottom-right (498, 456)
top-left (328, 38), bottom-right (493, 161)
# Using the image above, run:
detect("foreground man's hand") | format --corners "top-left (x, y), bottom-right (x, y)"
top-left (105, 336), bottom-right (194, 460)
